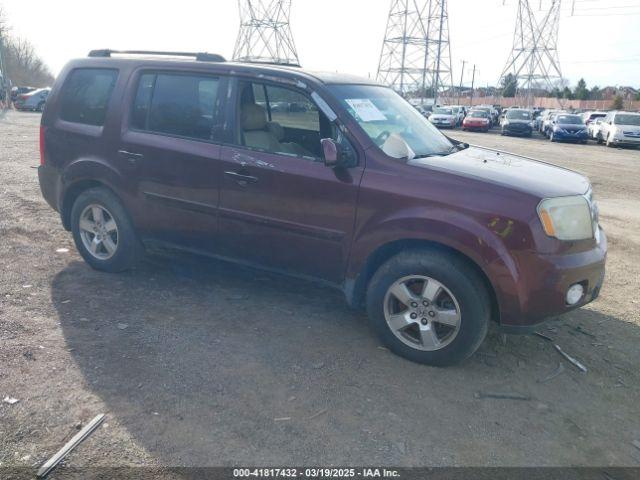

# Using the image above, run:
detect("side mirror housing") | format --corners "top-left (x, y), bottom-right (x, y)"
top-left (321, 138), bottom-right (339, 167)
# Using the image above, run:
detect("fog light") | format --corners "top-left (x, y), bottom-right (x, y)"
top-left (566, 284), bottom-right (585, 306)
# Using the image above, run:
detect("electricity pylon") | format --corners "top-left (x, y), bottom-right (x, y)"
top-left (232, 0), bottom-right (300, 66)
top-left (498, 0), bottom-right (564, 107)
top-left (377, 0), bottom-right (453, 102)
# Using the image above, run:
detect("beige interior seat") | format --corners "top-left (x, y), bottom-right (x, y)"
top-left (242, 103), bottom-right (314, 157)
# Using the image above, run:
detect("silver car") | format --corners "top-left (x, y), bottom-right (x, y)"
top-left (428, 107), bottom-right (457, 129)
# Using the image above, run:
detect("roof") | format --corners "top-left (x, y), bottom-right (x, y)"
top-left (77, 51), bottom-right (380, 88)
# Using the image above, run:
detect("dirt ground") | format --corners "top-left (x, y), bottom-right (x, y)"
top-left (1, 109), bottom-right (640, 477)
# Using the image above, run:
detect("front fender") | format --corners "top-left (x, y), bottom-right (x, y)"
top-left (347, 206), bottom-right (528, 325)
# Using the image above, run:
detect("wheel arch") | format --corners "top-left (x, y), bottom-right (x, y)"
top-left (345, 238), bottom-right (501, 325)
top-left (61, 180), bottom-right (120, 231)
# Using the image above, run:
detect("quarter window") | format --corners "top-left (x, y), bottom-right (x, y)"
top-left (131, 72), bottom-right (223, 142)
top-left (59, 68), bottom-right (118, 126)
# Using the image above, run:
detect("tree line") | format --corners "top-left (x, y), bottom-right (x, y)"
top-left (501, 73), bottom-right (640, 104)
top-left (1, 7), bottom-right (54, 89)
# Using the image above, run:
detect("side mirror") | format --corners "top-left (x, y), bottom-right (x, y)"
top-left (321, 138), bottom-right (339, 167)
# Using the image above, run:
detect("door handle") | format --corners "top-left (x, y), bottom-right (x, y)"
top-left (118, 150), bottom-right (144, 163)
top-left (224, 171), bottom-right (258, 186)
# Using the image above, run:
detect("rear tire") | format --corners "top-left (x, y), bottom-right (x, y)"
top-left (70, 187), bottom-right (142, 273)
top-left (366, 249), bottom-right (490, 366)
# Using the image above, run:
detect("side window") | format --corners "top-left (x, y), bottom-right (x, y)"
top-left (59, 68), bottom-right (118, 126)
top-left (131, 72), bottom-right (222, 142)
top-left (238, 82), bottom-right (327, 159)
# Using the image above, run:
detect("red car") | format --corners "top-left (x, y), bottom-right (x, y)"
top-left (462, 110), bottom-right (491, 132)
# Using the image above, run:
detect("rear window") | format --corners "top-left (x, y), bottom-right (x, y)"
top-left (59, 68), bottom-right (118, 126)
top-left (131, 72), bottom-right (223, 141)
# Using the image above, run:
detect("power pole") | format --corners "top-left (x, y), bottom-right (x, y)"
top-left (498, 0), bottom-right (564, 108)
top-left (0, 17), bottom-right (9, 109)
top-left (469, 64), bottom-right (476, 107)
top-left (377, 0), bottom-right (453, 102)
top-left (458, 60), bottom-right (466, 104)
top-left (232, 0), bottom-right (300, 66)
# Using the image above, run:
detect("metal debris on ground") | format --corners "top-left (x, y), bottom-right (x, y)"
top-left (474, 392), bottom-right (531, 401)
top-left (538, 363), bottom-right (565, 383)
top-left (274, 417), bottom-right (291, 422)
top-left (37, 413), bottom-right (105, 478)
top-left (553, 344), bottom-right (588, 373)
top-left (534, 331), bottom-right (554, 342)
top-left (117, 323), bottom-right (128, 330)
top-left (3, 396), bottom-right (19, 405)
top-left (307, 409), bottom-right (328, 420)
top-left (56, 248), bottom-right (69, 253)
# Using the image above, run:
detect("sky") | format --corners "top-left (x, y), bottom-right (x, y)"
top-left (1, 0), bottom-right (639, 89)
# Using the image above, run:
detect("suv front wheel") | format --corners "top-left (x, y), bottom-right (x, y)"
top-left (366, 249), bottom-right (490, 366)
top-left (70, 187), bottom-right (142, 272)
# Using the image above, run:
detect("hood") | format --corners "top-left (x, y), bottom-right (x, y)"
top-left (504, 118), bottom-right (531, 124)
top-left (431, 114), bottom-right (454, 120)
top-left (408, 146), bottom-right (590, 198)
top-left (556, 123), bottom-right (586, 130)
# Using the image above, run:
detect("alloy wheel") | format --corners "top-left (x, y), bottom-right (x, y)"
top-left (79, 204), bottom-right (119, 260)
top-left (383, 275), bottom-right (462, 351)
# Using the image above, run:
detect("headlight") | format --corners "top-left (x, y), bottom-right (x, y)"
top-left (537, 196), bottom-right (594, 241)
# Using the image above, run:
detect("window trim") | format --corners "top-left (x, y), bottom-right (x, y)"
top-left (125, 68), bottom-right (230, 146)
top-left (58, 67), bottom-right (119, 127)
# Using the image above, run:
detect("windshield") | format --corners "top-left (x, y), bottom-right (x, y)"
top-left (328, 85), bottom-right (453, 158)
top-left (468, 111), bottom-right (488, 118)
top-left (556, 115), bottom-right (583, 125)
top-left (433, 107), bottom-right (453, 115)
top-left (615, 114), bottom-right (640, 126)
top-left (506, 109), bottom-right (532, 120)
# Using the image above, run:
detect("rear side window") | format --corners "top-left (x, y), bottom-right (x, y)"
top-left (131, 72), bottom-right (223, 142)
top-left (59, 68), bottom-right (118, 126)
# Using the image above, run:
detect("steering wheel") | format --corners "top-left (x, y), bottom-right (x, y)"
top-left (374, 130), bottom-right (391, 146)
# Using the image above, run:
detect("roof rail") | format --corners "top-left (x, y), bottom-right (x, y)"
top-left (87, 50), bottom-right (226, 63)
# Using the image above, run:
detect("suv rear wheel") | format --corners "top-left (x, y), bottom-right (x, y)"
top-left (70, 187), bottom-right (142, 272)
top-left (366, 249), bottom-right (490, 366)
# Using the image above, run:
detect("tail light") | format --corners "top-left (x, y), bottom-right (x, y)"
top-left (39, 126), bottom-right (46, 166)
top-left (19, 94), bottom-right (28, 101)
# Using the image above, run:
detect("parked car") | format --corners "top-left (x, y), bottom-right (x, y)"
top-left (461, 110), bottom-right (491, 132)
top-left (14, 88), bottom-right (50, 112)
top-left (446, 106), bottom-right (466, 126)
top-left (472, 106), bottom-right (495, 126)
top-left (588, 117), bottom-right (606, 140)
top-left (581, 111), bottom-right (607, 127)
top-left (38, 50), bottom-right (607, 366)
top-left (414, 104), bottom-right (432, 118)
top-left (597, 111), bottom-right (640, 148)
top-left (10, 86), bottom-right (36, 102)
top-left (542, 111), bottom-right (567, 137)
top-left (548, 114), bottom-right (589, 143)
top-left (539, 109), bottom-right (562, 134)
top-left (428, 106), bottom-right (457, 128)
top-left (501, 108), bottom-right (533, 137)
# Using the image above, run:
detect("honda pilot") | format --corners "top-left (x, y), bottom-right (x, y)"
top-left (38, 50), bottom-right (607, 366)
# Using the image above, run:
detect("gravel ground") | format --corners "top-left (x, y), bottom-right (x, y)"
top-left (1, 110), bottom-right (640, 477)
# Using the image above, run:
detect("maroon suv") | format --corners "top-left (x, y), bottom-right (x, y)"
top-left (38, 50), bottom-right (607, 366)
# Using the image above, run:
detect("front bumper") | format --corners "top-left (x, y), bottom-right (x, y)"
top-left (611, 135), bottom-right (640, 146)
top-left (499, 229), bottom-right (607, 331)
top-left (503, 124), bottom-right (532, 136)
top-left (553, 130), bottom-right (589, 141)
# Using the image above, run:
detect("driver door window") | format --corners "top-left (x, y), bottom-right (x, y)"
top-left (238, 82), bottom-right (327, 159)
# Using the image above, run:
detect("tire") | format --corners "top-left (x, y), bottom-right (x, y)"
top-left (36, 102), bottom-right (45, 112)
top-left (597, 134), bottom-right (603, 145)
top-left (70, 187), bottom-right (142, 272)
top-left (366, 249), bottom-right (490, 367)
top-left (606, 135), bottom-right (614, 148)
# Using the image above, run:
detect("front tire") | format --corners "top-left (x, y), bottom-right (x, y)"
top-left (366, 249), bottom-right (490, 366)
top-left (71, 187), bottom-right (142, 272)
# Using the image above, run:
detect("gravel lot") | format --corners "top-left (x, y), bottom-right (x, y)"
top-left (1, 110), bottom-right (640, 477)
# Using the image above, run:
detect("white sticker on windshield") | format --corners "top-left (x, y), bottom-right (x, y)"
top-left (345, 99), bottom-right (387, 122)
